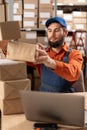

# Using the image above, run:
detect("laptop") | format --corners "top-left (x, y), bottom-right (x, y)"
top-left (20, 90), bottom-right (86, 127)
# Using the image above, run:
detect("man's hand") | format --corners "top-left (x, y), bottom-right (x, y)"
top-left (35, 43), bottom-right (56, 69)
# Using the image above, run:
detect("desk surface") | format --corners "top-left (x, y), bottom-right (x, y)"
top-left (1, 114), bottom-right (87, 130)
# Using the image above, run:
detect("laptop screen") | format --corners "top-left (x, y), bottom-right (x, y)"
top-left (20, 91), bottom-right (85, 127)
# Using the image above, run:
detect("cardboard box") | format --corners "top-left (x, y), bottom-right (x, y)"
top-left (39, 0), bottom-right (53, 8)
top-left (0, 79), bottom-right (31, 99)
top-left (76, 0), bottom-right (87, 4)
top-left (13, 14), bottom-right (22, 28)
top-left (52, 10), bottom-right (63, 17)
top-left (23, 18), bottom-right (37, 29)
top-left (39, 8), bottom-right (53, 18)
top-left (73, 23), bottom-right (87, 30)
top-left (24, 0), bottom-right (38, 9)
top-left (73, 11), bottom-right (87, 18)
top-left (0, 21), bottom-right (21, 40)
top-left (57, 0), bottom-right (63, 3)
top-left (63, 13), bottom-right (73, 22)
top-left (0, 0), bottom-right (3, 3)
top-left (0, 4), bottom-right (5, 22)
top-left (6, 42), bottom-right (36, 62)
top-left (19, 31), bottom-right (37, 44)
top-left (0, 98), bottom-right (24, 115)
top-left (24, 9), bottom-right (38, 18)
top-left (62, 0), bottom-right (87, 5)
top-left (39, 18), bottom-right (48, 29)
top-left (73, 18), bottom-right (87, 24)
top-left (13, 0), bottom-right (22, 14)
top-left (62, 0), bottom-right (87, 4)
top-left (24, 3), bottom-right (38, 9)
top-left (0, 59), bottom-right (27, 81)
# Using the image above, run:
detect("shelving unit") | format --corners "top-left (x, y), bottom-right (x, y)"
top-left (55, 4), bottom-right (87, 12)
top-left (55, 2), bottom-right (87, 77)
top-left (7, 0), bottom-right (87, 79)
top-left (7, 0), bottom-right (14, 20)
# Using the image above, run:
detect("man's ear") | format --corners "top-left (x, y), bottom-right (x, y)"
top-left (64, 30), bottom-right (68, 37)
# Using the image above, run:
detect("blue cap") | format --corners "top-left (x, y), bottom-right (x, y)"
top-left (45, 16), bottom-right (67, 28)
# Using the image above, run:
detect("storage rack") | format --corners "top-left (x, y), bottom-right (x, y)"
top-left (7, 0), bottom-right (87, 80)
top-left (53, 2), bottom-right (87, 78)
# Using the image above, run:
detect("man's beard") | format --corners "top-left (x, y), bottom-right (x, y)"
top-left (48, 36), bottom-right (64, 48)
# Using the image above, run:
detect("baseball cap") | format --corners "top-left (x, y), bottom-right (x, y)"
top-left (45, 16), bottom-right (67, 28)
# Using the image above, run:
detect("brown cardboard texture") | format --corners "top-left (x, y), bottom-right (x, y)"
top-left (6, 42), bottom-right (36, 62)
top-left (0, 98), bottom-right (24, 115)
top-left (0, 59), bottom-right (27, 81)
top-left (0, 4), bottom-right (5, 22)
top-left (0, 21), bottom-right (20, 40)
top-left (0, 79), bottom-right (31, 100)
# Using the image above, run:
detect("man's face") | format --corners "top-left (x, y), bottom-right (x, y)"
top-left (47, 22), bottom-right (68, 48)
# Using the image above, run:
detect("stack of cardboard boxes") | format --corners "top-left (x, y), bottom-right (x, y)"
top-left (0, 59), bottom-right (31, 115)
top-left (58, 0), bottom-right (87, 5)
top-left (13, 0), bottom-right (23, 28)
top-left (13, 0), bottom-right (53, 46)
top-left (0, 0), bottom-right (9, 22)
top-left (37, 0), bottom-right (53, 46)
top-left (0, 19), bottom-right (35, 130)
top-left (23, 0), bottom-right (38, 29)
top-left (14, 0), bottom-right (38, 44)
top-left (38, 0), bottom-right (53, 29)
top-left (56, 0), bottom-right (87, 57)
top-left (0, 18), bottom-right (31, 125)
top-left (57, 0), bottom-right (87, 31)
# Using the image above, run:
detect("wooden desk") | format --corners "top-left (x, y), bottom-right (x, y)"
top-left (1, 114), bottom-right (34, 130)
top-left (1, 114), bottom-right (87, 130)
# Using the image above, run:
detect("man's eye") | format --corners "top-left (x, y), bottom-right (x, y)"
top-left (48, 30), bottom-right (51, 32)
top-left (55, 28), bottom-right (60, 32)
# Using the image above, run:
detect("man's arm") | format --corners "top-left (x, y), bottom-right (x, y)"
top-left (54, 49), bottom-right (83, 81)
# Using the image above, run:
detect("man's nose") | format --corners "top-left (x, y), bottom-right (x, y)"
top-left (50, 31), bottom-right (55, 38)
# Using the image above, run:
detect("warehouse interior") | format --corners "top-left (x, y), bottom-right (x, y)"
top-left (0, 0), bottom-right (87, 130)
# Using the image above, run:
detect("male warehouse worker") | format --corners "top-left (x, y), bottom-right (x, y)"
top-left (27, 16), bottom-right (83, 93)
top-left (28, 16), bottom-right (83, 93)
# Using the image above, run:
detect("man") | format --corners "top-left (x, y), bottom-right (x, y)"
top-left (29, 16), bottom-right (83, 92)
